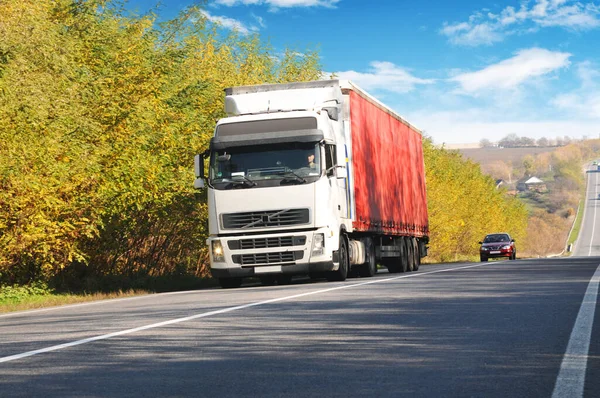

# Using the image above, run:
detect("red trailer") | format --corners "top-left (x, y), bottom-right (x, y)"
top-left (342, 82), bottom-right (429, 274)
top-left (346, 86), bottom-right (428, 237)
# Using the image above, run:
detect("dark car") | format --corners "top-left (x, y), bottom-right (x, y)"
top-left (479, 233), bottom-right (516, 262)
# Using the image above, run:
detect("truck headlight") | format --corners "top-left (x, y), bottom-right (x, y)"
top-left (312, 233), bottom-right (324, 256)
top-left (211, 240), bottom-right (225, 262)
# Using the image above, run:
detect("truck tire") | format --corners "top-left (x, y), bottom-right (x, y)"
top-left (327, 235), bottom-right (349, 282)
top-left (398, 238), bottom-right (408, 273)
top-left (385, 238), bottom-right (406, 274)
top-left (219, 277), bottom-right (242, 289)
top-left (358, 238), bottom-right (377, 277)
top-left (412, 238), bottom-right (420, 271)
top-left (406, 238), bottom-right (415, 272)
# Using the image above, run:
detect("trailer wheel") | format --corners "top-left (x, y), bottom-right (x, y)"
top-left (383, 259), bottom-right (398, 273)
top-left (406, 238), bottom-right (415, 272)
top-left (398, 238), bottom-right (408, 273)
top-left (219, 277), bottom-right (242, 289)
top-left (358, 238), bottom-right (377, 277)
top-left (412, 238), bottom-right (420, 271)
top-left (327, 235), bottom-right (349, 282)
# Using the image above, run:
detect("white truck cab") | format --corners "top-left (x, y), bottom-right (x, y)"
top-left (195, 81), bottom-right (352, 288)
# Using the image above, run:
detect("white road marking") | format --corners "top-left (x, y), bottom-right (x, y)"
top-left (552, 264), bottom-right (600, 398)
top-left (589, 172), bottom-right (598, 256)
top-left (0, 263), bottom-right (485, 364)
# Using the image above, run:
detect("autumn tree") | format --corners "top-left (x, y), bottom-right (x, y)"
top-left (423, 139), bottom-right (527, 262)
top-left (0, 0), bottom-right (323, 287)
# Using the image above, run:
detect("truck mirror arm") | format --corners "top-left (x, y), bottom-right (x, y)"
top-left (326, 165), bottom-right (346, 179)
top-left (194, 153), bottom-right (206, 189)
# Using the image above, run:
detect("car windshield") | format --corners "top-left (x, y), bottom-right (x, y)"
top-left (209, 142), bottom-right (321, 185)
top-left (483, 234), bottom-right (510, 243)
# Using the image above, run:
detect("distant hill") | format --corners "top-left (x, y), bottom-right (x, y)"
top-left (458, 147), bottom-right (557, 166)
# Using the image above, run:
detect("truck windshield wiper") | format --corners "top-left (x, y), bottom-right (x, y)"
top-left (228, 175), bottom-right (257, 188)
top-left (277, 170), bottom-right (306, 184)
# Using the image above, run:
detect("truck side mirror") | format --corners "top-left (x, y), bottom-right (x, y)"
top-left (194, 154), bottom-right (205, 189)
top-left (335, 165), bottom-right (347, 179)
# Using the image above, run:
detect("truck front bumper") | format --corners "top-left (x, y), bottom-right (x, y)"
top-left (210, 261), bottom-right (335, 278)
top-left (208, 228), bottom-right (338, 278)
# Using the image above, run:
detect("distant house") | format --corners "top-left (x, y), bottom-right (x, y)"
top-left (517, 176), bottom-right (546, 192)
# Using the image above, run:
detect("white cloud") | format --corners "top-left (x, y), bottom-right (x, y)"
top-left (335, 61), bottom-right (435, 93)
top-left (200, 10), bottom-right (257, 35)
top-left (451, 48), bottom-right (571, 93)
top-left (441, 0), bottom-right (600, 46)
top-left (552, 62), bottom-right (600, 118)
top-left (577, 61), bottom-right (600, 86)
top-left (409, 110), bottom-right (600, 144)
top-left (252, 13), bottom-right (267, 28)
top-left (215, 0), bottom-right (340, 9)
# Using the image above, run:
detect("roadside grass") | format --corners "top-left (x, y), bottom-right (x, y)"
top-left (566, 200), bottom-right (585, 254)
top-left (0, 276), bottom-right (219, 314)
top-left (0, 286), bottom-right (149, 314)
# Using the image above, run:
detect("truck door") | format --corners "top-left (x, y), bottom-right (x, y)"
top-left (325, 144), bottom-right (349, 219)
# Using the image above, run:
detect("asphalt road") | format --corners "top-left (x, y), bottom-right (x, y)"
top-left (1, 170), bottom-right (600, 397)
top-left (1, 257), bottom-right (599, 398)
top-left (574, 165), bottom-right (600, 256)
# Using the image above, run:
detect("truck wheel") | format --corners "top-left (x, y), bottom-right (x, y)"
top-left (219, 277), bottom-right (242, 289)
top-left (398, 238), bottom-right (408, 273)
top-left (327, 235), bottom-right (349, 282)
top-left (384, 259), bottom-right (399, 273)
top-left (358, 238), bottom-right (377, 277)
top-left (412, 238), bottom-right (420, 271)
top-left (406, 238), bottom-right (415, 272)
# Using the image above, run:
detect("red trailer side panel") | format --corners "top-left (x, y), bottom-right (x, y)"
top-left (349, 90), bottom-right (429, 238)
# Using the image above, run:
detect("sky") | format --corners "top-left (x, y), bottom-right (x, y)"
top-left (127, 0), bottom-right (600, 145)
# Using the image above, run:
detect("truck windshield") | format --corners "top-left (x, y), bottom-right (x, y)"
top-left (209, 142), bottom-right (321, 187)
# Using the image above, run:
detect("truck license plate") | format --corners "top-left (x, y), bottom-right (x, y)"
top-left (255, 266), bottom-right (282, 274)
top-left (490, 251), bottom-right (500, 254)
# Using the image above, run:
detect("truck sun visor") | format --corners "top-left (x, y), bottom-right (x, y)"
top-left (210, 130), bottom-right (323, 150)
top-left (211, 117), bottom-right (323, 150)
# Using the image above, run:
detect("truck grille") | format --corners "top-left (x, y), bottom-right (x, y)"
top-left (232, 251), bottom-right (303, 266)
top-left (228, 236), bottom-right (307, 250)
top-left (221, 209), bottom-right (310, 229)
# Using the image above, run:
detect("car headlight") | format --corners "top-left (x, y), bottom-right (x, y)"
top-left (481, 247), bottom-right (489, 251)
top-left (312, 233), bottom-right (325, 256)
top-left (501, 245), bottom-right (511, 250)
top-left (211, 240), bottom-right (225, 262)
